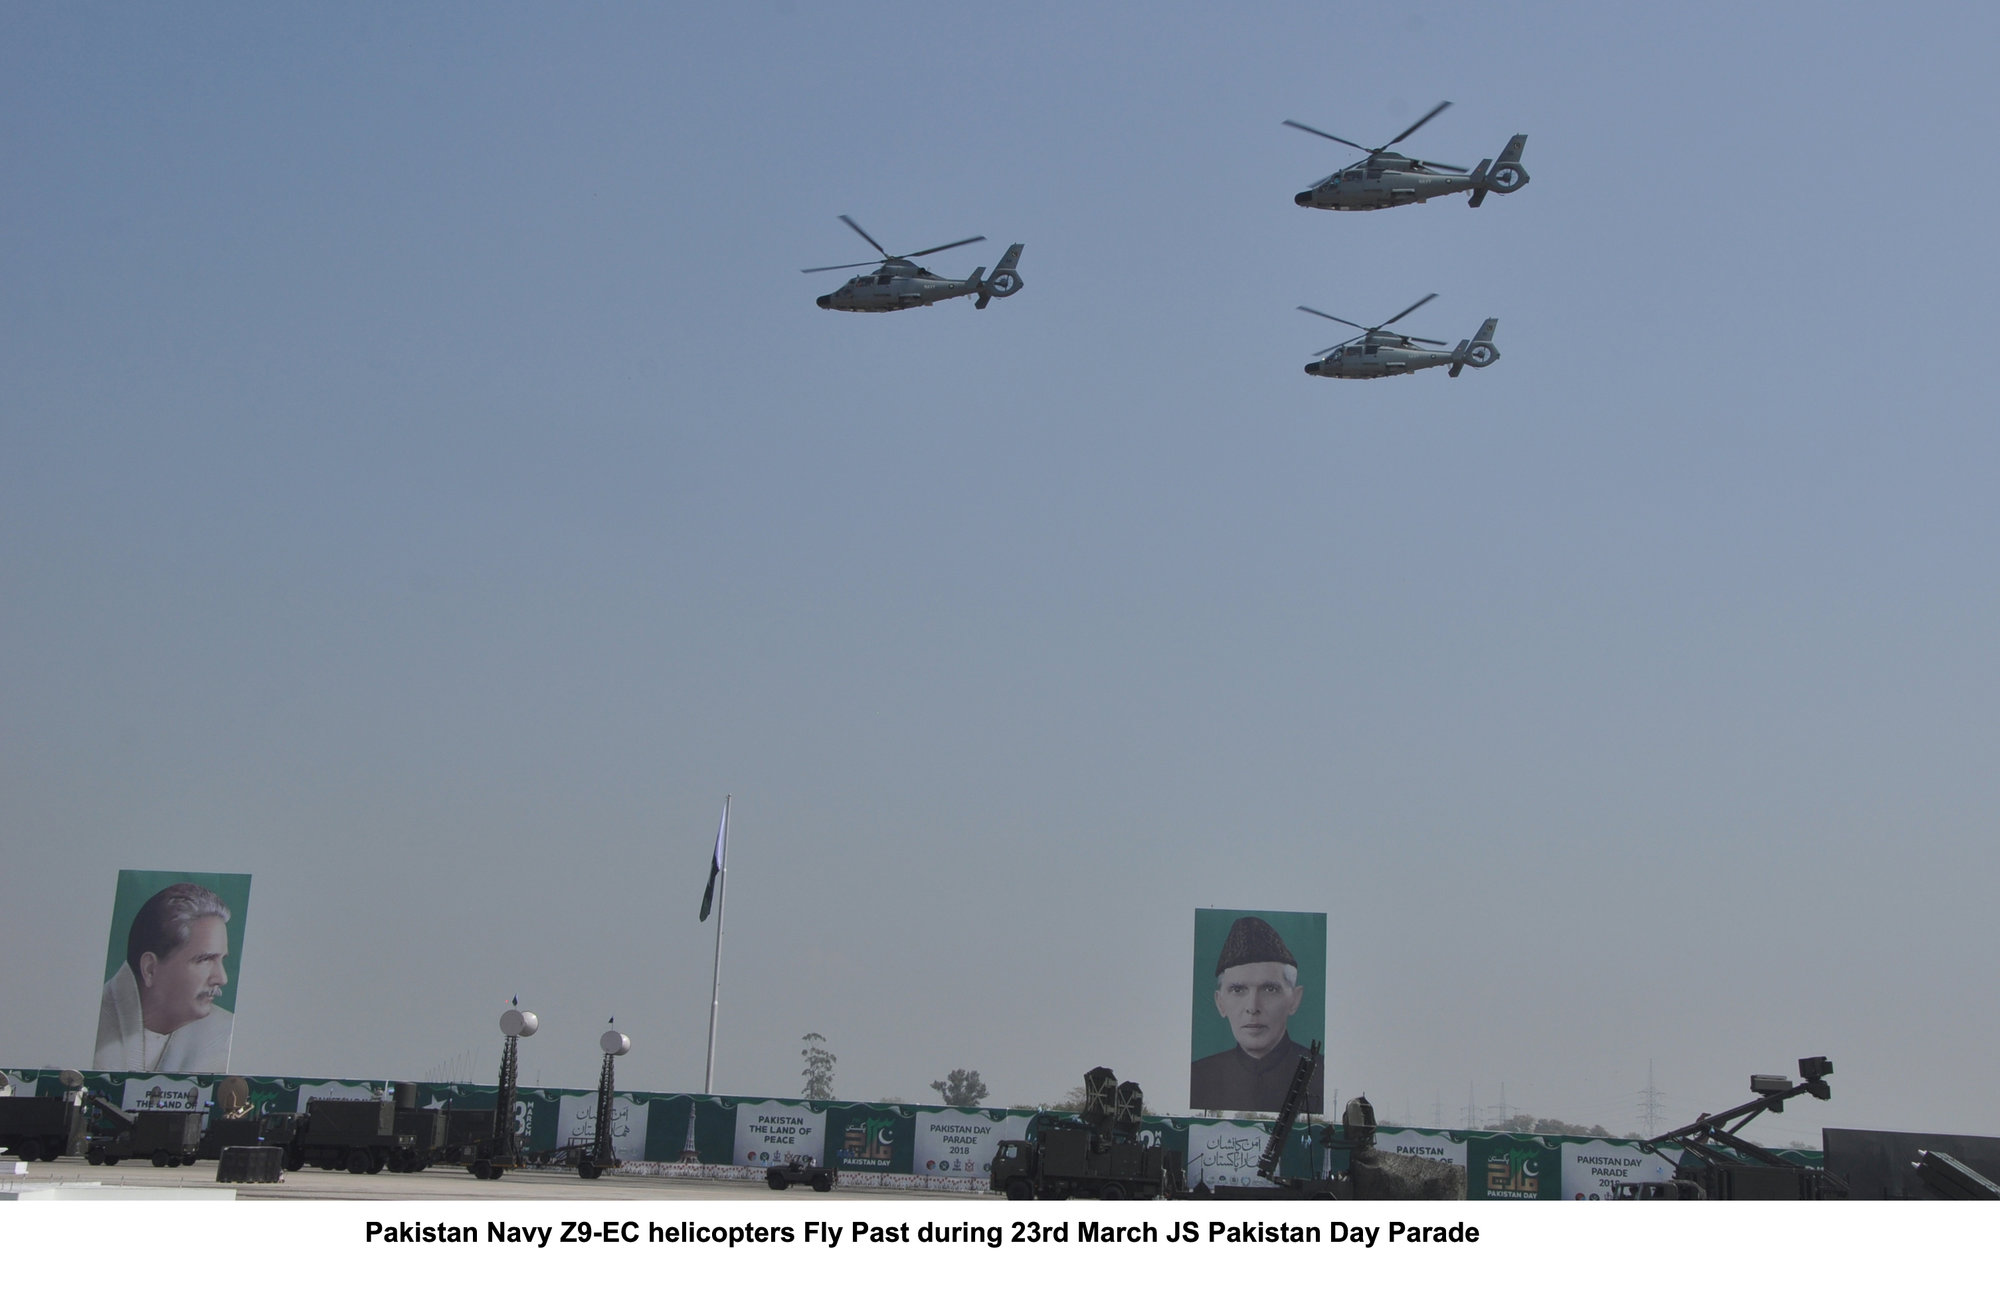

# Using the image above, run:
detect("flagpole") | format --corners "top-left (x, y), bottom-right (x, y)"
top-left (703, 794), bottom-right (729, 1095)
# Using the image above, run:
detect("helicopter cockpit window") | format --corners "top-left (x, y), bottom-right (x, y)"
top-left (876, 274), bottom-right (893, 285)
top-left (1364, 344), bottom-right (1379, 355)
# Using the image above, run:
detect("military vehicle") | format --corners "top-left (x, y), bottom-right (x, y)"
top-left (990, 1067), bottom-right (1183, 1200)
top-left (1611, 1178), bottom-right (1706, 1199)
top-left (1299, 295), bottom-right (1499, 381)
top-left (394, 1105), bottom-right (447, 1170)
top-left (458, 1004), bottom-right (536, 1179)
top-left (86, 1105), bottom-right (205, 1167)
top-left (0, 1094), bottom-right (88, 1162)
top-left (766, 1156), bottom-right (838, 1192)
top-left (1287, 101), bottom-right (1529, 210)
top-left (1641, 1056), bottom-right (1848, 1200)
top-left (286, 1098), bottom-right (420, 1174)
top-left (806, 216), bottom-right (1024, 313)
top-left (573, 1026), bottom-right (629, 1180)
top-left (1193, 1041), bottom-right (1349, 1199)
top-left (199, 1110), bottom-right (301, 1161)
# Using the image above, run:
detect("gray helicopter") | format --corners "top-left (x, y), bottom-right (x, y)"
top-left (1286, 102), bottom-right (1527, 211)
top-left (1299, 294), bottom-right (1499, 380)
top-left (806, 216), bottom-right (1024, 312)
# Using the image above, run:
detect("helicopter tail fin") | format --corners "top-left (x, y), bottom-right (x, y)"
top-left (974, 244), bottom-right (1025, 308)
top-left (1471, 136), bottom-right (1529, 204)
top-left (1450, 319), bottom-right (1501, 376)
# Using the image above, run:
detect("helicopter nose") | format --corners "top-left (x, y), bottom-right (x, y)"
top-left (1294, 191), bottom-right (1315, 206)
top-left (1304, 362), bottom-right (1321, 375)
top-left (816, 295), bottom-right (832, 309)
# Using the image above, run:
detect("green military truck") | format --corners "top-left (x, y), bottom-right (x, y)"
top-left (0, 1095), bottom-right (89, 1162)
top-left (287, 1098), bottom-right (418, 1174)
top-left (990, 1068), bottom-right (1184, 1200)
top-left (86, 1106), bottom-right (206, 1167)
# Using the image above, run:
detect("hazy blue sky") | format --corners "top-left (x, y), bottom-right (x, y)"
top-left (5, 2), bottom-right (1996, 1142)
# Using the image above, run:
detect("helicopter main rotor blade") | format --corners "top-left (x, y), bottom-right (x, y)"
top-left (1283, 120), bottom-right (1370, 151)
top-left (1410, 157), bottom-right (1470, 174)
top-left (838, 215), bottom-right (890, 259)
top-left (1297, 304), bottom-right (1370, 330)
top-left (901, 235), bottom-right (986, 259)
top-left (1380, 100), bottom-right (1451, 151)
top-left (1375, 293), bottom-right (1439, 331)
top-left (801, 259), bottom-right (884, 274)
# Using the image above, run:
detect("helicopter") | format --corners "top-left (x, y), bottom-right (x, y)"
top-left (805, 216), bottom-right (1024, 312)
top-left (1286, 101), bottom-right (1528, 211)
top-left (1298, 294), bottom-right (1499, 380)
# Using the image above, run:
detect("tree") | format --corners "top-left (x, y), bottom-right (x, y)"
top-left (800, 1033), bottom-right (836, 1100)
top-left (929, 1069), bottom-right (989, 1107)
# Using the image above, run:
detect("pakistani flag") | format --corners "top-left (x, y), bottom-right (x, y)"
top-left (699, 798), bottom-right (728, 921)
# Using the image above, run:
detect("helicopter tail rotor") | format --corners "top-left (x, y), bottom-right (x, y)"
top-left (974, 243), bottom-right (1025, 308)
top-left (1448, 318), bottom-right (1501, 376)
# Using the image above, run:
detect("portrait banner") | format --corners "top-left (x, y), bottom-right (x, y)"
top-left (1189, 907), bottom-right (1327, 1113)
top-left (94, 870), bottom-right (252, 1075)
top-left (733, 1099), bottom-right (827, 1166)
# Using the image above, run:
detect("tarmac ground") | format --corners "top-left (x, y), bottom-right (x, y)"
top-left (6, 1159), bottom-right (994, 1201)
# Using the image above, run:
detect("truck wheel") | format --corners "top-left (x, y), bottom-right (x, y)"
top-left (86, 1146), bottom-right (105, 1166)
top-left (1100, 1183), bottom-right (1127, 1201)
top-left (767, 1173), bottom-right (788, 1190)
top-left (812, 1174), bottom-right (834, 1193)
top-left (152, 1150), bottom-right (171, 1168)
top-left (1005, 1178), bottom-right (1034, 1201)
top-left (468, 1162), bottom-right (488, 1179)
top-left (346, 1150), bottom-right (370, 1174)
top-left (579, 1161), bottom-right (600, 1181)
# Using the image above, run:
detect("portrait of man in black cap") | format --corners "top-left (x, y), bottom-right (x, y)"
top-left (1190, 913), bottom-right (1326, 1114)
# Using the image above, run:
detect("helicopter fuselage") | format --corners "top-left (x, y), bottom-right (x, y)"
top-left (816, 245), bottom-right (1025, 313)
top-left (1305, 337), bottom-right (1456, 378)
top-left (1295, 135), bottom-right (1529, 211)
top-left (1296, 160), bottom-right (1470, 210)
top-left (818, 263), bottom-right (975, 312)
top-left (1305, 319), bottom-right (1499, 380)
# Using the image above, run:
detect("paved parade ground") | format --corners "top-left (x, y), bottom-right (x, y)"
top-left (4, 1159), bottom-right (994, 1201)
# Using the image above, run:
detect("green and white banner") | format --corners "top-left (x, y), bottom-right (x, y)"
top-left (733, 1099), bottom-right (826, 1165)
top-left (558, 1094), bottom-right (649, 1156)
top-left (119, 1075), bottom-right (208, 1112)
top-left (1184, 1118), bottom-right (1281, 1190)
top-left (914, 1109), bottom-right (1033, 1180)
top-left (19, 1066), bottom-right (1761, 1199)
top-left (1377, 1126), bottom-right (1468, 1168)
top-left (1560, 1141), bottom-right (1677, 1199)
